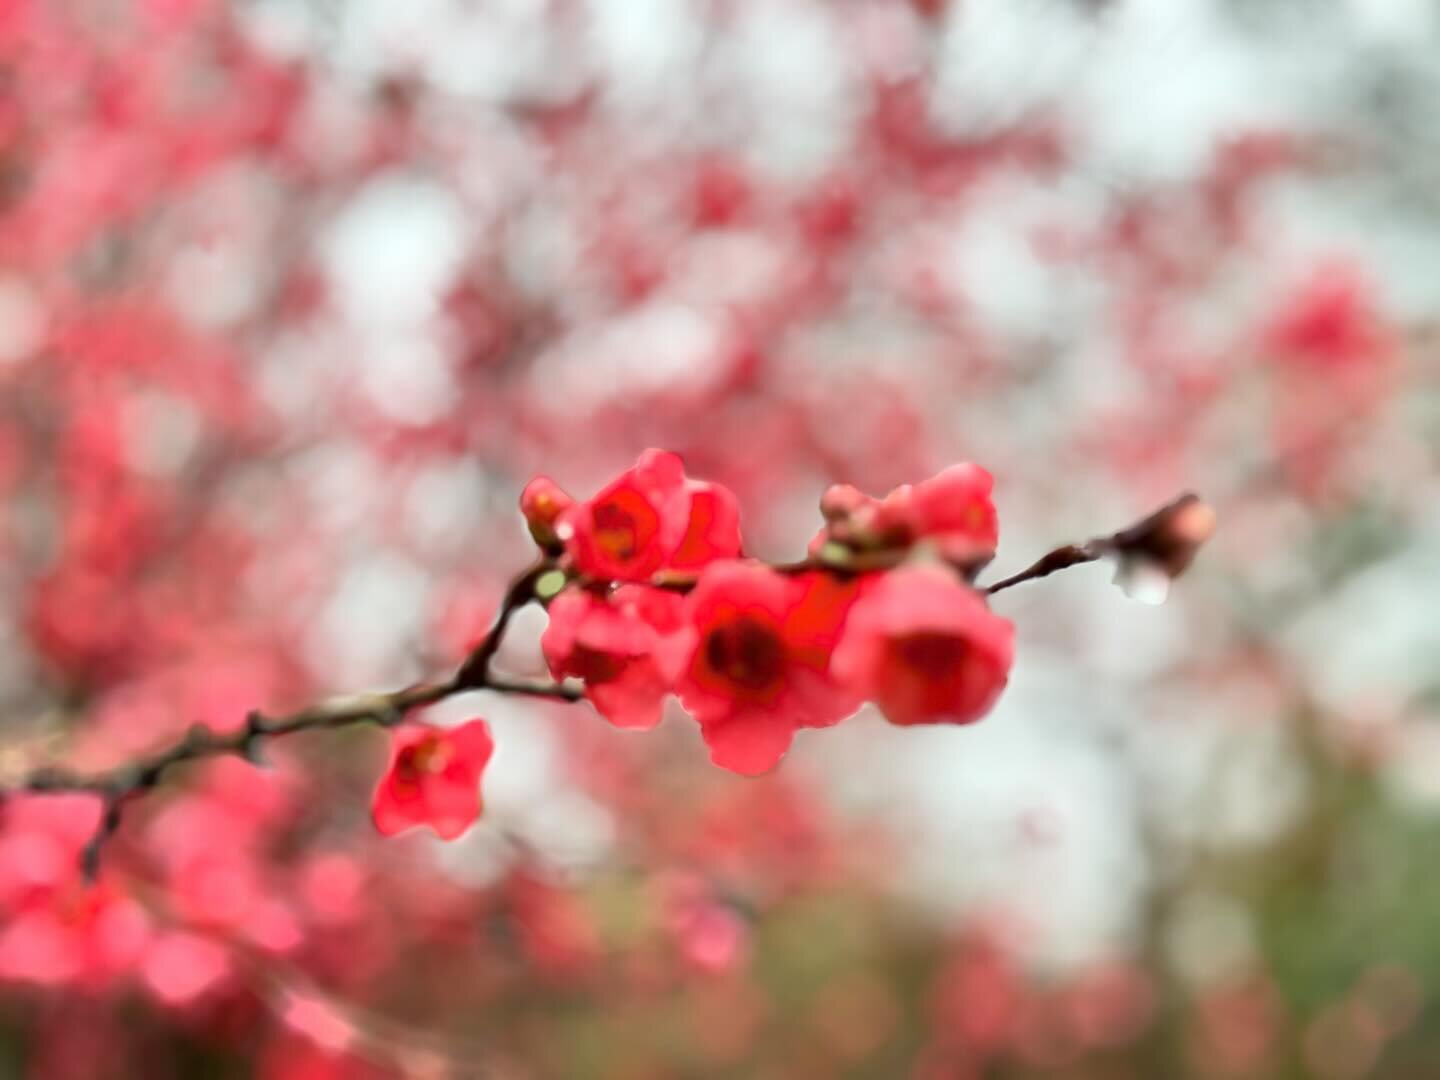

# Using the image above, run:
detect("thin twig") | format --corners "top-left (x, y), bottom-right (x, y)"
top-left (983, 541), bottom-right (1106, 595)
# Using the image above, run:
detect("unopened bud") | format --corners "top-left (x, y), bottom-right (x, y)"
top-left (1169, 498), bottom-right (1218, 551)
top-left (519, 476), bottom-right (574, 552)
top-left (1109, 493), bottom-right (1215, 590)
top-left (819, 483), bottom-right (873, 523)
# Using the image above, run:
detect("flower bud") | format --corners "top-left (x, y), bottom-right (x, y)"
top-left (519, 476), bottom-right (574, 553)
top-left (1111, 493), bottom-right (1215, 582)
top-left (1108, 494), bottom-right (1215, 603)
top-left (819, 483), bottom-right (873, 523)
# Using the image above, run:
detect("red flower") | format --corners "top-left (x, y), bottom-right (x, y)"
top-left (558, 450), bottom-right (690, 582)
top-left (541, 585), bottom-right (685, 729)
top-left (811, 465), bottom-right (998, 571)
top-left (370, 719), bottom-right (494, 840)
top-left (668, 561), bottom-right (860, 775)
top-left (668, 478), bottom-right (743, 575)
top-left (877, 464), bottom-right (999, 567)
top-left (556, 450), bottom-right (743, 582)
top-left (831, 566), bottom-right (1014, 727)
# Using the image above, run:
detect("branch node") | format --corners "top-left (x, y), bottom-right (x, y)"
top-left (239, 712), bottom-right (270, 766)
top-left (373, 702), bottom-right (405, 728)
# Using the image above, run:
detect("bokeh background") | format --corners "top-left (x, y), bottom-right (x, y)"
top-left (3, 0), bottom-right (1440, 1076)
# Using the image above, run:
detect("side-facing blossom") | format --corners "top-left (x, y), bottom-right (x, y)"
top-left (370, 719), bottom-right (494, 840)
top-left (667, 477), bottom-right (743, 576)
top-left (541, 585), bottom-right (686, 729)
top-left (667, 561), bottom-right (860, 775)
top-left (904, 463), bottom-right (1000, 566)
top-left (811, 464), bottom-right (998, 571)
top-left (875, 463), bottom-right (999, 568)
top-left (555, 450), bottom-right (742, 582)
top-left (831, 566), bottom-right (1014, 727)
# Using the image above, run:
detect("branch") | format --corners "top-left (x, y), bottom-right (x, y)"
top-left (983, 542), bottom-right (1103, 595)
top-left (0, 493), bottom-right (1207, 878)
top-left (1, 557), bottom-right (582, 879)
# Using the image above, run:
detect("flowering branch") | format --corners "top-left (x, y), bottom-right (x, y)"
top-left (0, 452), bottom-right (1209, 877)
top-left (2, 565), bottom-right (582, 878)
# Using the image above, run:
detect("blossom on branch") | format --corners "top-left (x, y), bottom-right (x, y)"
top-left (541, 585), bottom-right (686, 729)
top-left (370, 719), bottom-right (494, 840)
top-left (813, 463), bottom-right (999, 573)
top-left (886, 463), bottom-right (1001, 569)
top-left (556, 450), bottom-right (691, 582)
top-left (667, 561), bottom-right (861, 775)
top-left (551, 449), bottom-right (742, 582)
top-left (831, 566), bottom-right (1014, 728)
top-left (667, 475), bottom-right (744, 577)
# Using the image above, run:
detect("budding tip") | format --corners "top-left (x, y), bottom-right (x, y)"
top-left (1172, 497), bottom-right (1217, 547)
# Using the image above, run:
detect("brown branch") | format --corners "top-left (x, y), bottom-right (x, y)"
top-left (983, 541), bottom-right (1105, 595)
top-left (1, 557), bottom-right (582, 879)
top-left (453, 559), bottom-right (552, 688)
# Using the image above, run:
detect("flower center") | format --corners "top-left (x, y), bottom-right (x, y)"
top-left (592, 502), bottom-right (639, 560)
top-left (396, 737), bottom-right (452, 784)
top-left (888, 631), bottom-right (966, 677)
top-left (570, 644), bottom-right (628, 685)
top-left (704, 616), bottom-right (785, 693)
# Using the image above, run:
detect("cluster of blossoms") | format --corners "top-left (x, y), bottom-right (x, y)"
top-left (372, 449), bottom-right (1016, 838)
